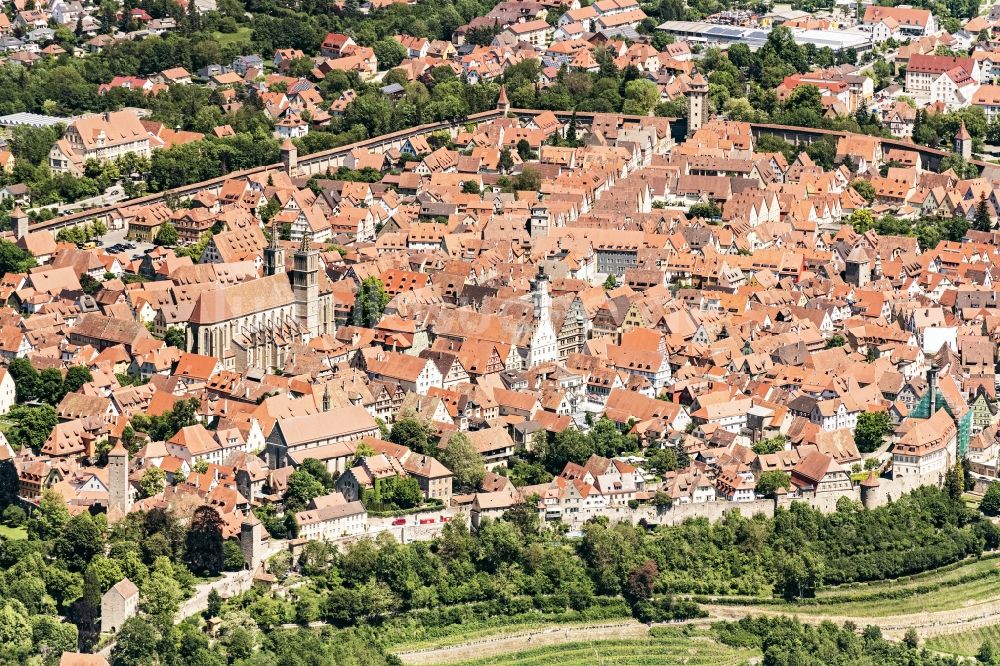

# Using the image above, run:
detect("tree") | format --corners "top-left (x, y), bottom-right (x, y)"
top-left (688, 202), bottom-right (722, 220)
top-left (63, 366), bottom-right (93, 395)
top-left (0, 240), bottom-right (35, 275)
top-left (285, 468), bottom-right (325, 512)
top-left (461, 180), bottom-right (480, 195)
top-left (352, 276), bottom-right (389, 328)
top-left (981, 482), bottom-right (1000, 516)
top-left (154, 222), bottom-right (179, 246)
top-left (186, 505), bottom-right (225, 576)
top-left (975, 194), bottom-right (992, 232)
top-left (652, 491), bottom-right (673, 511)
top-left (223, 539), bottom-right (245, 571)
top-left (138, 467), bottom-right (166, 498)
top-left (389, 416), bottom-right (430, 453)
top-left (206, 589), bottom-right (223, 619)
top-left (753, 435), bottom-right (787, 455)
top-left (903, 627), bottom-right (919, 649)
top-left (111, 616), bottom-right (161, 666)
top-left (163, 327), bottom-right (186, 349)
top-left (53, 513), bottom-right (104, 572)
top-left (438, 432), bottom-right (485, 490)
top-left (28, 487), bottom-right (69, 540)
top-left (71, 565), bottom-right (102, 650)
top-left (978, 640), bottom-right (995, 664)
top-left (946, 459), bottom-right (964, 502)
top-left (543, 428), bottom-right (593, 473)
top-left (373, 39), bottom-right (406, 70)
top-left (854, 411), bottom-right (892, 453)
top-left (512, 166), bottom-right (541, 191)
top-left (756, 470), bottom-right (791, 498)
top-left (625, 559), bottom-right (658, 603)
top-left (602, 274), bottom-right (616, 290)
top-left (499, 147), bottom-right (514, 173)
top-left (7, 404), bottom-right (57, 450)
top-left (851, 179), bottom-right (875, 202)
top-left (825, 334), bottom-right (846, 349)
top-left (622, 79), bottom-right (659, 115)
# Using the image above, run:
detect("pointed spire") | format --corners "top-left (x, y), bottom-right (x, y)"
top-left (956, 121), bottom-right (971, 140)
top-left (497, 85), bottom-right (510, 113)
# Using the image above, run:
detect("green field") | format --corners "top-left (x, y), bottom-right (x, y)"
top-left (926, 625), bottom-right (1000, 657)
top-left (738, 573), bottom-right (1000, 618)
top-left (212, 27), bottom-right (252, 47)
top-left (700, 557), bottom-right (1000, 619)
top-left (441, 630), bottom-right (756, 666)
top-left (814, 556), bottom-right (1000, 599)
top-left (0, 524), bottom-right (26, 540)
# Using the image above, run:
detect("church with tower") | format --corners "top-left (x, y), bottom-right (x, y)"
top-left (186, 228), bottom-right (336, 372)
top-left (527, 266), bottom-right (558, 368)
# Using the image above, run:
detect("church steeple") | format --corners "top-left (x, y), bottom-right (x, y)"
top-left (264, 220), bottom-right (285, 276)
top-left (291, 230), bottom-right (320, 338)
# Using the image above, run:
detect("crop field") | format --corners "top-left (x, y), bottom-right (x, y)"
top-left (440, 630), bottom-right (756, 666)
top-left (926, 624), bottom-right (1000, 657)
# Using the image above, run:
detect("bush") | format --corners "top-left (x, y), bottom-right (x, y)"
top-left (2, 505), bottom-right (25, 527)
top-left (982, 482), bottom-right (1000, 516)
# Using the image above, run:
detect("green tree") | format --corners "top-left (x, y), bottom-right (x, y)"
top-left (154, 222), bottom-right (179, 246)
top-left (139, 467), bottom-right (166, 498)
top-left (512, 166), bottom-right (541, 191)
top-left (8, 404), bottom-right (57, 450)
top-left (975, 194), bottom-right (992, 232)
top-left (981, 482), bottom-right (1000, 516)
top-left (946, 459), bottom-right (964, 501)
top-left (622, 79), bottom-right (659, 115)
top-left (853, 411), bottom-right (892, 453)
top-left (285, 468), bottom-right (325, 512)
top-left (373, 39), bottom-right (406, 70)
top-left (53, 513), bottom-right (104, 572)
top-left (978, 639), bottom-right (995, 664)
top-left (851, 179), bottom-right (875, 203)
top-left (111, 616), bottom-right (161, 665)
top-left (825, 334), bottom-right (846, 349)
top-left (544, 428), bottom-right (593, 473)
top-left (438, 432), bottom-right (485, 490)
top-left (352, 276), bottom-right (389, 328)
top-left (28, 487), bottom-right (69, 540)
top-left (63, 366), bottom-right (93, 394)
top-left (389, 416), bottom-right (430, 453)
top-left (756, 470), bottom-right (791, 498)
top-left (163, 327), bottom-right (186, 349)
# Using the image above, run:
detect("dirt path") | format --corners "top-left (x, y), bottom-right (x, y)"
top-left (394, 620), bottom-right (656, 665)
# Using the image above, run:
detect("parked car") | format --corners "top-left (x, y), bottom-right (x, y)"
top-left (392, 518), bottom-right (406, 526)
top-left (419, 518), bottom-right (435, 524)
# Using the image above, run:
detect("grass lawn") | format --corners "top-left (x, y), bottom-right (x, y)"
top-left (926, 624), bottom-right (1000, 657)
top-left (440, 629), bottom-right (756, 666)
top-left (212, 27), bottom-right (252, 47)
top-left (0, 524), bottom-right (27, 540)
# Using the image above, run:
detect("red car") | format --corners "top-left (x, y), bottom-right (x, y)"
top-left (392, 518), bottom-right (406, 526)
top-left (419, 518), bottom-right (436, 524)
top-left (439, 515), bottom-right (451, 522)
